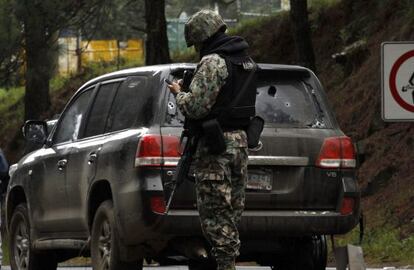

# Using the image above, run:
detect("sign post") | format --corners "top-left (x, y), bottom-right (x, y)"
top-left (382, 42), bottom-right (414, 121)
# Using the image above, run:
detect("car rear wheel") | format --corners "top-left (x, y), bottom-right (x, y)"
top-left (312, 235), bottom-right (328, 270)
top-left (91, 200), bottom-right (143, 270)
top-left (268, 236), bottom-right (327, 270)
top-left (188, 258), bottom-right (217, 270)
top-left (9, 203), bottom-right (57, 270)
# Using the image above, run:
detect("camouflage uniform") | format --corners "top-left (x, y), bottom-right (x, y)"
top-left (176, 54), bottom-right (248, 270)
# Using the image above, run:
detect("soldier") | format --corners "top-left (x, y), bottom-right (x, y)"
top-left (167, 10), bottom-right (257, 270)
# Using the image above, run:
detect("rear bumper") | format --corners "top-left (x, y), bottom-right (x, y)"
top-left (158, 175), bottom-right (361, 237)
top-left (158, 208), bottom-right (360, 237)
top-left (116, 175), bottom-right (360, 245)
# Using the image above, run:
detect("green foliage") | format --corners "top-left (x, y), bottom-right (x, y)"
top-left (0, 0), bottom-right (22, 87)
top-left (309, 0), bottom-right (340, 9)
top-left (82, 0), bottom-right (146, 40)
top-left (50, 76), bottom-right (71, 94)
top-left (0, 87), bottom-right (24, 114)
top-left (228, 14), bottom-right (281, 35)
top-left (0, 87), bottom-right (24, 146)
top-left (238, 0), bottom-right (282, 15)
top-left (171, 47), bottom-right (197, 63)
top-left (13, 0), bottom-right (111, 35)
top-left (0, 57), bottom-right (142, 147)
top-left (401, 0), bottom-right (414, 24)
top-left (82, 57), bottom-right (145, 78)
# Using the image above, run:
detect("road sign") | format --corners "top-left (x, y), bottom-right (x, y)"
top-left (382, 42), bottom-right (414, 121)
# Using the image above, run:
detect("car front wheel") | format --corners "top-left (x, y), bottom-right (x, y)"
top-left (9, 203), bottom-right (57, 270)
top-left (91, 200), bottom-right (142, 270)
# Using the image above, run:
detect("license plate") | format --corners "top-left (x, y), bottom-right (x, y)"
top-left (247, 169), bottom-right (273, 191)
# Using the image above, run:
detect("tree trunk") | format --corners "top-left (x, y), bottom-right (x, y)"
top-left (23, 5), bottom-right (53, 121)
top-left (289, 0), bottom-right (316, 72)
top-left (145, 0), bottom-right (171, 65)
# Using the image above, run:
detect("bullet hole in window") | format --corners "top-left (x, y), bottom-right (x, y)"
top-left (268, 85), bottom-right (277, 97)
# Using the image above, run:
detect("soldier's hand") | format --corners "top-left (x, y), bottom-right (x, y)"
top-left (167, 81), bottom-right (182, 95)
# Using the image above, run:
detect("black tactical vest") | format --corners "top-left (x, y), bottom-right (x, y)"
top-left (202, 54), bottom-right (257, 130)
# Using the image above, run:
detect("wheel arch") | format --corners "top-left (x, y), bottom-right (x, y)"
top-left (6, 186), bottom-right (28, 229)
top-left (87, 180), bottom-right (113, 230)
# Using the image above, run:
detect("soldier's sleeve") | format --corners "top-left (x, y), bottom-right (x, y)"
top-left (176, 54), bottom-right (228, 119)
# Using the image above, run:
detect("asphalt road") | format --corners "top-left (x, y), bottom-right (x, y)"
top-left (2, 266), bottom-right (412, 270)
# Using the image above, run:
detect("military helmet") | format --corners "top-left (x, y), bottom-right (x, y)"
top-left (184, 10), bottom-right (227, 47)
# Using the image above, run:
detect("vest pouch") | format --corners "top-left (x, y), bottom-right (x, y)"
top-left (202, 119), bottom-right (226, 155)
top-left (230, 105), bottom-right (256, 118)
top-left (246, 116), bottom-right (265, 149)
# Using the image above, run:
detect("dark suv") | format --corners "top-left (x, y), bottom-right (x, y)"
top-left (6, 63), bottom-right (361, 270)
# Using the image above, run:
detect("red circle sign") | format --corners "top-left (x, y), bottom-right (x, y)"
top-left (389, 50), bottom-right (414, 112)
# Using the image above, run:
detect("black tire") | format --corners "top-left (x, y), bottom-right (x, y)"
top-left (9, 203), bottom-right (57, 270)
top-left (270, 236), bottom-right (327, 270)
top-left (188, 258), bottom-right (217, 270)
top-left (268, 238), bottom-right (313, 270)
top-left (91, 200), bottom-right (143, 270)
top-left (312, 235), bottom-right (328, 270)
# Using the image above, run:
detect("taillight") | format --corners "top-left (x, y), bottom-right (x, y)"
top-left (150, 195), bottom-right (166, 214)
top-left (135, 134), bottom-right (180, 167)
top-left (340, 197), bottom-right (355, 215)
top-left (316, 136), bottom-right (356, 168)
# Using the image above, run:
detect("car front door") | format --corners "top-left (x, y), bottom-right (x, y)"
top-left (32, 88), bottom-right (94, 233)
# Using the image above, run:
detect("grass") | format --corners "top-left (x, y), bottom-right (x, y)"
top-left (1, 235), bottom-right (9, 265)
top-left (332, 226), bottom-right (414, 266)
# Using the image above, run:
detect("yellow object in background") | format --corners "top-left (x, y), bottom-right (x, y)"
top-left (58, 38), bottom-right (144, 75)
top-left (81, 39), bottom-right (144, 64)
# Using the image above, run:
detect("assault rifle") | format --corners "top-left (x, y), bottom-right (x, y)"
top-left (164, 70), bottom-right (196, 214)
top-left (164, 129), bottom-right (198, 214)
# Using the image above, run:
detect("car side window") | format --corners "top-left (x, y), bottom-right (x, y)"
top-left (84, 82), bottom-right (121, 138)
top-left (54, 89), bottom-right (93, 144)
top-left (106, 76), bottom-right (151, 132)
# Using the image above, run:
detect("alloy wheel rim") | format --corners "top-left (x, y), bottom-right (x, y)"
top-left (98, 219), bottom-right (112, 270)
top-left (14, 220), bottom-right (30, 270)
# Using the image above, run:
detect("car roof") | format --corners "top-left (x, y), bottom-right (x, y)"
top-left (78, 63), bottom-right (311, 91)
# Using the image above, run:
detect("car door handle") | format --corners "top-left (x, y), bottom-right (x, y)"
top-left (57, 159), bottom-right (67, 171)
top-left (88, 153), bottom-right (98, 164)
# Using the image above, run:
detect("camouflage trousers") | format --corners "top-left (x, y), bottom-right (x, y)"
top-left (194, 132), bottom-right (248, 270)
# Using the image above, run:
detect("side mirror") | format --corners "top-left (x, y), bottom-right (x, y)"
top-left (23, 120), bottom-right (48, 146)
